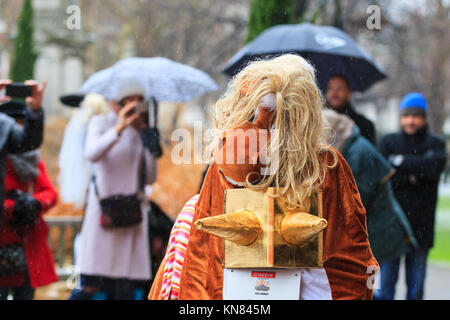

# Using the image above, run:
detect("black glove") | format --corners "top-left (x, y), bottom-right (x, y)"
top-left (7, 190), bottom-right (42, 233)
top-left (141, 127), bottom-right (163, 159)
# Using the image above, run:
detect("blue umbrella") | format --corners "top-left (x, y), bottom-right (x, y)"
top-left (81, 57), bottom-right (219, 102)
top-left (224, 23), bottom-right (387, 92)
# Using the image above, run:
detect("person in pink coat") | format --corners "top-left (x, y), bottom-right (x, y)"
top-left (70, 80), bottom-right (158, 300)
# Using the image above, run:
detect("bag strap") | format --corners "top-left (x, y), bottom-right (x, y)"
top-left (92, 175), bottom-right (100, 198)
top-left (138, 149), bottom-right (147, 194)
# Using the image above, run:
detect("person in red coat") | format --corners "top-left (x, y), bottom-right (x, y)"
top-left (0, 101), bottom-right (58, 300)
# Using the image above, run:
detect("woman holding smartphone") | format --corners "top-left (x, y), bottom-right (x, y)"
top-left (70, 79), bottom-right (158, 300)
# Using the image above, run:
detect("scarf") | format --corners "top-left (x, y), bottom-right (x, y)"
top-left (9, 150), bottom-right (41, 182)
top-left (158, 194), bottom-right (199, 300)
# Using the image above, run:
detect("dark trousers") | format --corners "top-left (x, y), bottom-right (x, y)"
top-left (69, 274), bottom-right (148, 300)
top-left (377, 247), bottom-right (429, 300)
top-left (0, 276), bottom-right (35, 300)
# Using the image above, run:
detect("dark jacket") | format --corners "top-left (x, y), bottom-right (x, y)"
top-left (335, 103), bottom-right (376, 144)
top-left (342, 126), bottom-right (417, 263)
top-left (379, 126), bottom-right (447, 248)
top-left (0, 110), bottom-right (44, 224)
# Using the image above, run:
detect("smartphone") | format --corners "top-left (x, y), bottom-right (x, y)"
top-left (135, 101), bottom-right (149, 115)
top-left (6, 83), bottom-right (33, 98)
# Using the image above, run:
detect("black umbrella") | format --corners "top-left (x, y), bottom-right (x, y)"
top-left (60, 94), bottom-right (85, 108)
top-left (224, 22), bottom-right (387, 92)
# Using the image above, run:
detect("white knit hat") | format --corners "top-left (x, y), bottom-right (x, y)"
top-left (115, 78), bottom-right (147, 102)
top-left (80, 93), bottom-right (109, 124)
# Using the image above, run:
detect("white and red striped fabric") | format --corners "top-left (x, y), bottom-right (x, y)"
top-left (161, 194), bottom-right (199, 300)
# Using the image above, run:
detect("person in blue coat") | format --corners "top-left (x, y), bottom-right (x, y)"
top-left (378, 93), bottom-right (447, 300)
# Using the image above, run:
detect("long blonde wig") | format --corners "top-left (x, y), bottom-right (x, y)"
top-left (211, 54), bottom-right (338, 209)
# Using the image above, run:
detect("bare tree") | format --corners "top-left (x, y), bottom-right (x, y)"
top-left (369, 0), bottom-right (450, 134)
top-left (80, 0), bottom-right (249, 81)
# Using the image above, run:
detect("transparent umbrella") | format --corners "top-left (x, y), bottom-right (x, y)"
top-left (80, 68), bottom-right (114, 100)
top-left (81, 57), bottom-right (218, 102)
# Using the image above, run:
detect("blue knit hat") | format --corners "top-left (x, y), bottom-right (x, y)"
top-left (400, 92), bottom-right (427, 112)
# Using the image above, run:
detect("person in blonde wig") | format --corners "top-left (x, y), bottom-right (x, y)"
top-left (149, 54), bottom-right (378, 300)
top-left (211, 54), bottom-right (337, 209)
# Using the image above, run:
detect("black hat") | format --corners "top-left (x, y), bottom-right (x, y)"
top-left (60, 94), bottom-right (86, 108)
top-left (0, 100), bottom-right (27, 119)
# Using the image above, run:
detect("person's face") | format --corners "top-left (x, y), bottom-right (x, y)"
top-left (110, 95), bottom-right (145, 115)
top-left (326, 77), bottom-right (352, 109)
top-left (120, 95), bottom-right (144, 107)
top-left (401, 114), bottom-right (427, 135)
top-left (125, 95), bottom-right (148, 129)
top-left (118, 95), bottom-right (148, 129)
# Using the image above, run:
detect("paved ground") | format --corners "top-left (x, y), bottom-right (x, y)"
top-left (373, 261), bottom-right (450, 300)
top-left (386, 188), bottom-right (450, 300)
top-left (437, 210), bottom-right (450, 227)
top-left (394, 262), bottom-right (450, 300)
top-left (373, 206), bottom-right (450, 300)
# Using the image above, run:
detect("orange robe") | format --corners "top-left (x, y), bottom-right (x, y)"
top-left (150, 119), bottom-right (378, 300)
